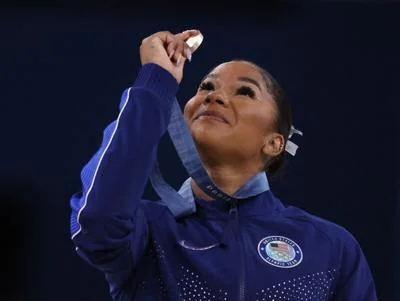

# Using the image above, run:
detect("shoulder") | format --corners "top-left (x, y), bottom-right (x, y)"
top-left (278, 206), bottom-right (376, 297)
top-left (278, 204), bottom-right (370, 281)
top-left (280, 204), bottom-right (361, 251)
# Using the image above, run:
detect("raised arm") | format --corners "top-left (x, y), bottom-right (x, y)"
top-left (69, 30), bottom-right (197, 291)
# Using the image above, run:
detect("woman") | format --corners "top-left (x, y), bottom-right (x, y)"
top-left (70, 30), bottom-right (377, 300)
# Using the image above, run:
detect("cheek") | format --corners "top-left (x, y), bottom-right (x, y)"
top-left (239, 104), bottom-right (276, 135)
top-left (183, 97), bottom-right (198, 122)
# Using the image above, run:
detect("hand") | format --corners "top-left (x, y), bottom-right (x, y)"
top-left (140, 30), bottom-right (201, 83)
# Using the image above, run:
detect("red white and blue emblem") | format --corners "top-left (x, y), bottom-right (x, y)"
top-left (257, 236), bottom-right (303, 268)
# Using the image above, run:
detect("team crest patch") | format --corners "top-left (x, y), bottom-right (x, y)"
top-left (257, 236), bottom-right (303, 268)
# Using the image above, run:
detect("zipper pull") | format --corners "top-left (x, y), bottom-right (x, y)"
top-left (229, 199), bottom-right (238, 217)
top-left (219, 200), bottom-right (238, 248)
top-left (229, 200), bottom-right (239, 231)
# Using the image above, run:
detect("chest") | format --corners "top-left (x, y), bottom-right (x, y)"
top-left (147, 217), bottom-right (340, 301)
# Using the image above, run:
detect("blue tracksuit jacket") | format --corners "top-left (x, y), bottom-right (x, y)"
top-left (70, 63), bottom-right (377, 301)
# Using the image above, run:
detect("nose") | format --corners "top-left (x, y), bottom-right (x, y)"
top-left (204, 92), bottom-right (227, 106)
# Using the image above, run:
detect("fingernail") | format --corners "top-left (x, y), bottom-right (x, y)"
top-left (176, 55), bottom-right (181, 65)
top-left (184, 47), bottom-right (192, 62)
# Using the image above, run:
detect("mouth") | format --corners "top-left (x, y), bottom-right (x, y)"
top-left (194, 110), bottom-right (229, 124)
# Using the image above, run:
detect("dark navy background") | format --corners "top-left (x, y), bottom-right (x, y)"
top-left (1, 2), bottom-right (399, 301)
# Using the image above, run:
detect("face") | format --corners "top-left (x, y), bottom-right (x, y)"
top-left (184, 61), bottom-right (283, 168)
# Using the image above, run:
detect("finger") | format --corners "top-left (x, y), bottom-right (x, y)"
top-left (173, 51), bottom-right (182, 65)
top-left (149, 30), bottom-right (175, 47)
top-left (173, 40), bottom-right (191, 63)
top-left (165, 33), bottom-right (195, 64)
top-left (167, 42), bottom-right (176, 59)
top-left (159, 31), bottom-right (175, 43)
top-left (173, 41), bottom-right (184, 62)
top-left (175, 29), bottom-right (201, 42)
top-left (185, 47), bottom-right (192, 62)
top-left (179, 42), bottom-right (192, 61)
top-left (174, 53), bottom-right (188, 67)
top-left (185, 33), bottom-right (204, 53)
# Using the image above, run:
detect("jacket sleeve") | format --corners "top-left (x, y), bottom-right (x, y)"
top-left (69, 63), bottom-right (178, 289)
top-left (333, 233), bottom-right (377, 301)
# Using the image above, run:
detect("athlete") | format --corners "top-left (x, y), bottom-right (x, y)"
top-left (70, 29), bottom-right (377, 300)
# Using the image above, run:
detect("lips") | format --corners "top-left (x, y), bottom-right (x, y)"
top-left (194, 110), bottom-right (229, 124)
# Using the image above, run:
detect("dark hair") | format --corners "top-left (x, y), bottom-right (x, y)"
top-left (233, 60), bottom-right (293, 177)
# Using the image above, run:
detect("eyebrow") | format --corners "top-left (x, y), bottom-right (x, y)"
top-left (202, 74), bottom-right (262, 92)
top-left (201, 73), bottom-right (217, 83)
top-left (237, 76), bottom-right (262, 92)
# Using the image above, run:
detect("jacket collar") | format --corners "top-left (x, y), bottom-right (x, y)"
top-left (178, 176), bottom-right (285, 217)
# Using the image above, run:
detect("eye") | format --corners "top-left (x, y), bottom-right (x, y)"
top-left (237, 86), bottom-right (256, 98)
top-left (198, 81), bottom-right (215, 91)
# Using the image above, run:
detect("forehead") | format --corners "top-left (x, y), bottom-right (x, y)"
top-left (208, 61), bottom-right (264, 83)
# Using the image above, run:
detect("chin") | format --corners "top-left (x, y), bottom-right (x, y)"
top-left (190, 124), bottom-right (229, 149)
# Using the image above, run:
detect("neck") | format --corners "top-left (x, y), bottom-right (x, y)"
top-left (191, 163), bottom-right (261, 201)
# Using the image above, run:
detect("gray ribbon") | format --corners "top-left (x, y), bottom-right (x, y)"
top-left (149, 98), bottom-right (271, 217)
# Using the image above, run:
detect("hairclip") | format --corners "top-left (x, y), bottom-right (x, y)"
top-left (285, 125), bottom-right (303, 156)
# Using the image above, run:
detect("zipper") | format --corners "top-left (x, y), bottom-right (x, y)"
top-left (229, 200), bottom-right (245, 301)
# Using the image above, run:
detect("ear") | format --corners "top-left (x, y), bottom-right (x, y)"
top-left (262, 133), bottom-right (285, 157)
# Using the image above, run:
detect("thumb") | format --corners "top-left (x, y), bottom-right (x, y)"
top-left (175, 29), bottom-right (201, 42)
